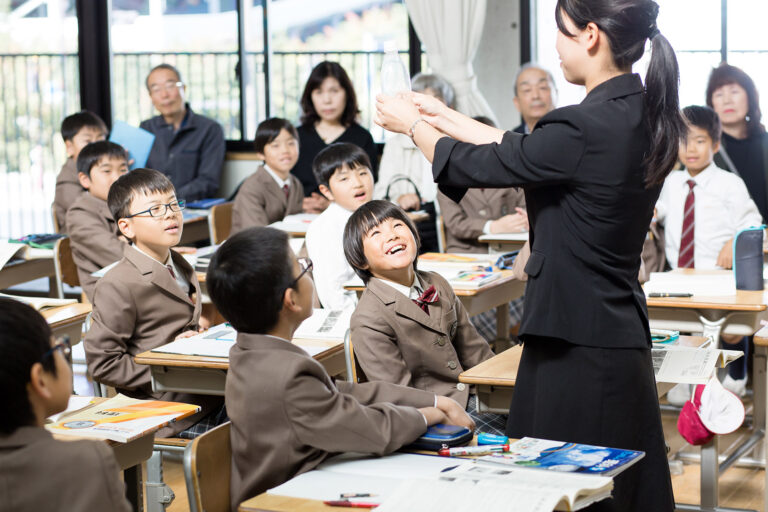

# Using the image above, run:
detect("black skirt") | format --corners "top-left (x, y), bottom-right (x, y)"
top-left (506, 335), bottom-right (674, 512)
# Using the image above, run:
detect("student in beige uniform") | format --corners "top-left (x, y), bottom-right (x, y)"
top-left (0, 298), bottom-right (131, 512)
top-left (66, 141), bottom-right (129, 301)
top-left (344, 201), bottom-right (507, 434)
top-left (53, 111), bottom-right (107, 233)
top-left (231, 118), bottom-right (304, 234)
top-left (205, 226), bottom-right (473, 509)
top-left (84, 169), bottom-right (224, 437)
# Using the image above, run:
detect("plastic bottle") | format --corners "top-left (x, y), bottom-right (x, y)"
top-left (380, 40), bottom-right (411, 96)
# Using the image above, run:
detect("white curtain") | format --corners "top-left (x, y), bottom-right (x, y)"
top-left (405, 0), bottom-right (498, 125)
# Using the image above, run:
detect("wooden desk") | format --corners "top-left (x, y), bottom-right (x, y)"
top-left (240, 494), bottom-right (351, 512)
top-left (53, 397), bottom-right (156, 511)
top-left (41, 302), bottom-right (92, 345)
top-left (477, 232), bottom-right (528, 255)
top-left (406, 209), bottom-right (430, 223)
top-left (752, 326), bottom-right (768, 512)
top-left (134, 338), bottom-right (346, 396)
top-left (344, 269), bottom-right (525, 352)
top-left (181, 209), bottom-right (211, 245)
top-left (0, 254), bottom-right (58, 296)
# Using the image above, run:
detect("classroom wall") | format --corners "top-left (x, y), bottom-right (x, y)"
top-left (220, 154), bottom-right (261, 199)
top-left (474, 0), bottom-right (522, 130)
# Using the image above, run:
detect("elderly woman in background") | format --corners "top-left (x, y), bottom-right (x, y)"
top-left (374, 73), bottom-right (455, 252)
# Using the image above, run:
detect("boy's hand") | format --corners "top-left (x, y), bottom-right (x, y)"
top-left (397, 193), bottom-right (421, 211)
top-left (302, 192), bottom-right (330, 214)
top-left (436, 396), bottom-right (476, 431)
top-left (490, 211), bottom-right (528, 234)
top-left (716, 239), bottom-right (734, 269)
top-left (418, 407), bottom-right (448, 426)
top-left (175, 328), bottom-right (204, 340)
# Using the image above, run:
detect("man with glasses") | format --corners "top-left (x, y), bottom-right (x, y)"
top-left (140, 63), bottom-right (225, 201)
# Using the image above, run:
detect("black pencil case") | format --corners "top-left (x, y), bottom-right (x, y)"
top-left (733, 226), bottom-right (764, 291)
top-left (406, 424), bottom-right (473, 451)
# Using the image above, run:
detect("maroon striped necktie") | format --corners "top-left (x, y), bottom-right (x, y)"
top-left (283, 184), bottom-right (290, 199)
top-left (677, 179), bottom-right (696, 269)
top-left (413, 285), bottom-right (439, 315)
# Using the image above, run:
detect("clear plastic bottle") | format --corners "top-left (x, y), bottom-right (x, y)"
top-left (380, 40), bottom-right (411, 96)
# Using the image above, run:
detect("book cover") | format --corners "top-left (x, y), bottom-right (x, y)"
top-left (480, 437), bottom-right (644, 477)
top-left (109, 121), bottom-right (155, 169)
top-left (448, 271), bottom-right (501, 290)
top-left (46, 394), bottom-right (200, 442)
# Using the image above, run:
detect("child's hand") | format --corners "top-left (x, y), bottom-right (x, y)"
top-left (396, 193), bottom-right (421, 211)
top-left (716, 239), bottom-right (734, 269)
top-left (175, 328), bottom-right (203, 340)
top-left (418, 406), bottom-right (448, 426)
top-left (435, 396), bottom-right (476, 431)
top-left (302, 192), bottom-right (330, 214)
top-left (490, 212), bottom-right (528, 234)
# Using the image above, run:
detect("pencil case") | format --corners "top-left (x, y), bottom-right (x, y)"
top-left (733, 225), bottom-right (765, 291)
top-left (407, 424), bottom-right (473, 451)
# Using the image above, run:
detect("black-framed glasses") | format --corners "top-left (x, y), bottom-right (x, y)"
top-left (287, 257), bottom-right (313, 290)
top-left (124, 199), bottom-right (186, 219)
top-left (495, 250), bottom-right (520, 270)
top-left (41, 336), bottom-right (71, 362)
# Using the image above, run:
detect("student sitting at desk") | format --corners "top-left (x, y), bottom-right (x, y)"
top-left (53, 110), bottom-right (107, 233)
top-left (0, 298), bottom-right (131, 512)
top-left (656, 105), bottom-right (761, 398)
top-left (66, 141), bottom-right (129, 302)
top-left (231, 118), bottom-right (304, 234)
top-left (305, 143), bottom-right (374, 310)
top-left (344, 200), bottom-right (506, 434)
top-left (206, 226), bottom-right (473, 508)
top-left (84, 169), bottom-right (224, 437)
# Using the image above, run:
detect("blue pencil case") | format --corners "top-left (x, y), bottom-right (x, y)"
top-left (407, 424), bottom-right (473, 451)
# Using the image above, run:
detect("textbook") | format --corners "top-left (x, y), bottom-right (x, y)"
top-left (446, 270), bottom-right (501, 290)
top-left (109, 120), bottom-right (155, 169)
top-left (652, 345), bottom-right (743, 384)
top-left (185, 198), bottom-right (228, 209)
top-left (418, 252), bottom-right (496, 270)
top-left (0, 239), bottom-right (52, 269)
top-left (0, 292), bottom-right (77, 311)
top-left (293, 308), bottom-right (352, 341)
top-left (269, 213), bottom-right (319, 235)
top-left (46, 394), bottom-right (200, 442)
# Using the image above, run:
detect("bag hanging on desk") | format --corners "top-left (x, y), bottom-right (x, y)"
top-left (733, 225), bottom-right (765, 291)
top-left (384, 175), bottom-right (438, 253)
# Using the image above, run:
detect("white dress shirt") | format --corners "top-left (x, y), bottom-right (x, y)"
top-left (131, 245), bottom-right (190, 293)
top-left (376, 273), bottom-right (425, 300)
top-left (374, 133), bottom-right (437, 203)
top-left (263, 164), bottom-right (292, 189)
top-left (305, 202), bottom-right (357, 310)
top-left (656, 163), bottom-right (762, 269)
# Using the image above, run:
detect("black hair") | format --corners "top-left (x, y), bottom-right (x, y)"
top-left (681, 105), bottom-right (721, 144)
top-left (343, 200), bottom-right (420, 284)
top-left (60, 110), bottom-right (107, 141)
top-left (76, 141), bottom-right (128, 177)
top-left (706, 64), bottom-right (764, 137)
top-left (206, 227), bottom-right (295, 334)
top-left (555, 0), bottom-right (685, 187)
top-left (312, 142), bottom-right (372, 189)
top-left (254, 118), bottom-right (299, 154)
top-left (107, 168), bottom-right (175, 224)
top-left (146, 63), bottom-right (183, 90)
top-left (0, 298), bottom-right (55, 435)
top-left (300, 61), bottom-right (359, 127)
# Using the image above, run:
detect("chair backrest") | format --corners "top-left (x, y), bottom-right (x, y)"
top-left (183, 421), bottom-right (232, 512)
top-left (343, 331), bottom-right (367, 383)
top-left (436, 214), bottom-right (447, 253)
top-left (51, 203), bottom-right (61, 233)
top-left (209, 202), bottom-right (234, 245)
top-left (54, 237), bottom-right (80, 288)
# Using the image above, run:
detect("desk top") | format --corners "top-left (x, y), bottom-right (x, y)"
top-left (477, 232), bottom-right (529, 243)
top-left (134, 337), bottom-right (344, 370)
top-left (646, 291), bottom-right (767, 312)
top-left (41, 302), bottom-right (92, 328)
top-left (183, 209), bottom-right (210, 224)
top-left (344, 269), bottom-right (518, 297)
top-left (754, 325), bottom-right (768, 346)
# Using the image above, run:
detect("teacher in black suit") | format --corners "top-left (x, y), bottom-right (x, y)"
top-left (375, 1), bottom-right (684, 511)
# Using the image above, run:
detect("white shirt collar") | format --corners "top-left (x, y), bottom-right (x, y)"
top-left (131, 245), bottom-right (189, 292)
top-left (685, 162), bottom-right (717, 189)
top-left (263, 165), bottom-right (292, 189)
top-left (376, 273), bottom-right (423, 300)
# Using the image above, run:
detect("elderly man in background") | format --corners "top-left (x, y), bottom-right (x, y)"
top-left (512, 63), bottom-right (556, 135)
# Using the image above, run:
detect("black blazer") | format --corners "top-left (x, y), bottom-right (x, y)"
top-left (434, 74), bottom-right (658, 349)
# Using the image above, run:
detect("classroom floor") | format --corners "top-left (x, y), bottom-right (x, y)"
top-left (72, 361), bottom-right (766, 511)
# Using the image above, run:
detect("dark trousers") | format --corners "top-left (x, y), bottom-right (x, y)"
top-left (506, 336), bottom-right (674, 512)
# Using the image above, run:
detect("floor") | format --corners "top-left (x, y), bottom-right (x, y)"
top-left (71, 356), bottom-right (766, 511)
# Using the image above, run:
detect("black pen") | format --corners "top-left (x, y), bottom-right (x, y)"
top-left (648, 292), bottom-right (693, 298)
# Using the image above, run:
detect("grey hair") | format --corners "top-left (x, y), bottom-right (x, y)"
top-left (513, 63), bottom-right (557, 98)
top-left (411, 73), bottom-right (456, 109)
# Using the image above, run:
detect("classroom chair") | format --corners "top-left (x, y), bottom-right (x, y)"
top-left (436, 213), bottom-right (447, 253)
top-left (183, 422), bottom-right (232, 512)
top-left (51, 204), bottom-right (61, 233)
top-left (343, 331), bottom-right (367, 383)
top-left (53, 236), bottom-right (79, 293)
top-left (208, 202), bottom-right (233, 245)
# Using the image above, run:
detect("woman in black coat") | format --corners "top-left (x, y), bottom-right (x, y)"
top-left (375, 1), bottom-right (684, 510)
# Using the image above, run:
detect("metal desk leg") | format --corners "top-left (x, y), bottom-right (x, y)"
top-left (124, 464), bottom-right (143, 512)
top-left (495, 303), bottom-right (510, 353)
top-left (701, 437), bottom-right (719, 510)
top-left (698, 315), bottom-right (726, 343)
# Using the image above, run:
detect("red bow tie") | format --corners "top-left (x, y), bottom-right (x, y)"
top-left (412, 285), bottom-right (439, 315)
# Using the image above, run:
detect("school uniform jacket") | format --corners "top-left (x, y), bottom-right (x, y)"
top-left (433, 73), bottom-right (659, 349)
top-left (66, 193), bottom-right (126, 301)
top-left (53, 157), bottom-right (84, 233)
top-left (350, 271), bottom-right (493, 408)
top-left (437, 187), bottom-right (526, 253)
top-left (230, 165), bottom-right (304, 234)
top-left (227, 333), bottom-right (434, 509)
top-left (0, 426), bottom-right (131, 512)
top-left (84, 245), bottom-right (222, 436)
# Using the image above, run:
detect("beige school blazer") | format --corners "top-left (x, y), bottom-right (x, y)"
top-left (350, 271), bottom-right (494, 408)
top-left (84, 245), bottom-right (222, 436)
top-left (230, 165), bottom-right (304, 234)
top-left (227, 332), bottom-right (434, 509)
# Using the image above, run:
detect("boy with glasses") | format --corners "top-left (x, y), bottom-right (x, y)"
top-left (84, 168), bottom-right (224, 438)
top-left (0, 298), bottom-right (131, 511)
